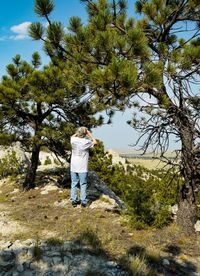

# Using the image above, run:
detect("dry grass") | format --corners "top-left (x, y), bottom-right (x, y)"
top-left (127, 158), bottom-right (166, 170)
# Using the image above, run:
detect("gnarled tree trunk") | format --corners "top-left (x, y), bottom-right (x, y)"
top-left (175, 113), bottom-right (198, 234)
top-left (23, 142), bottom-right (40, 189)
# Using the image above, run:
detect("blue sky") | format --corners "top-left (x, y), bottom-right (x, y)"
top-left (0, 0), bottom-right (89, 76)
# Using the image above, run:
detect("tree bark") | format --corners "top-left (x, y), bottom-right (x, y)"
top-left (177, 189), bottom-right (197, 235)
top-left (23, 142), bottom-right (40, 189)
top-left (175, 112), bottom-right (198, 234)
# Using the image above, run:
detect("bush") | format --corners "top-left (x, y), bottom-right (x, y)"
top-left (44, 156), bottom-right (52, 165)
top-left (0, 151), bottom-right (22, 178)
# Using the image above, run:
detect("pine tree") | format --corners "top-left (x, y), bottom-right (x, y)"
top-left (0, 53), bottom-right (103, 189)
top-left (29, 0), bottom-right (200, 233)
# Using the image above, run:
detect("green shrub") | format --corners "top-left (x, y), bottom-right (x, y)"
top-left (0, 151), bottom-right (22, 178)
top-left (33, 244), bottom-right (43, 261)
top-left (46, 237), bottom-right (64, 246)
top-left (44, 156), bottom-right (52, 165)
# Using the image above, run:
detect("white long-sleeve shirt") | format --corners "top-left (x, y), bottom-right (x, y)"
top-left (70, 136), bottom-right (94, 173)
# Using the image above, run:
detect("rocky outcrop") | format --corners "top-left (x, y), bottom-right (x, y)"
top-left (0, 239), bottom-right (128, 275)
top-left (107, 149), bottom-right (126, 165)
top-left (87, 171), bottom-right (126, 209)
top-left (0, 142), bottom-right (67, 168)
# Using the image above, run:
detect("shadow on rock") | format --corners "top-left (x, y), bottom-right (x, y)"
top-left (0, 231), bottom-right (129, 276)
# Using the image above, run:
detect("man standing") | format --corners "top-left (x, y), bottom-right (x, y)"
top-left (70, 127), bottom-right (97, 207)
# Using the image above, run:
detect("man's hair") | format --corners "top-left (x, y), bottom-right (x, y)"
top-left (75, 127), bottom-right (88, 138)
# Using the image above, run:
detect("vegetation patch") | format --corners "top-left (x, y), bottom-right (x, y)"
top-left (46, 237), bottom-right (64, 246)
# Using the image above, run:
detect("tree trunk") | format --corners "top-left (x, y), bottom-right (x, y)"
top-left (177, 185), bottom-right (197, 235)
top-left (23, 142), bottom-right (40, 189)
top-left (175, 113), bottom-right (198, 234)
top-left (176, 148), bottom-right (200, 234)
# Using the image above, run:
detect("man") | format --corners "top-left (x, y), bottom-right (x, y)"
top-left (70, 127), bottom-right (97, 207)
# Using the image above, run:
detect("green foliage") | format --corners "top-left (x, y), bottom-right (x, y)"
top-left (46, 22), bottom-right (64, 44)
top-left (90, 143), bottom-right (181, 229)
top-left (143, 62), bottom-right (163, 89)
top-left (44, 156), bottom-right (52, 165)
top-left (89, 141), bottom-right (113, 183)
top-left (33, 244), bottom-right (43, 261)
top-left (34, 0), bottom-right (54, 17)
top-left (0, 151), bottom-right (22, 179)
top-left (46, 237), bottom-right (64, 246)
top-left (0, 133), bottom-right (16, 146)
top-left (32, 52), bottom-right (41, 68)
top-left (28, 22), bottom-right (45, 40)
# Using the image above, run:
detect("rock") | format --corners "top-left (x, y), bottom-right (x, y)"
top-left (10, 189), bottom-right (20, 195)
top-left (87, 171), bottom-right (125, 209)
top-left (46, 252), bottom-right (61, 258)
top-left (0, 142), bottom-right (67, 174)
top-left (8, 142), bottom-right (30, 169)
top-left (162, 258), bottom-right (170, 266)
top-left (26, 249), bottom-right (34, 259)
top-left (23, 239), bottom-right (35, 246)
top-left (16, 264), bottom-right (24, 272)
top-left (106, 260), bottom-right (118, 268)
top-left (38, 151), bottom-right (66, 166)
top-left (0, 251), bottom-right (15, 262)
top-left (12, 272), bottom-right (20, 276)
top-left (0, 241), bottom-right (13, 250)
top-left (194, 220), bottom-right (200, 232)
top-left (89, 195), bottom-right (118, 211)
top-left (0, 259), bottom-right (15, 272)
top-left (169, 204), bottom-right (178, 215)
top-left (52, 257), bottom-right (62, 265)
top-left (107, 149), bottom-right (126, 165)
top-left (10, 240), bottom-right (25, 251)
top-left (40, 184), bottom-right (59, 195)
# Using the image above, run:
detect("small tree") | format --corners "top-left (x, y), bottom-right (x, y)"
top-left (0, 53), bottom-right (102, 189)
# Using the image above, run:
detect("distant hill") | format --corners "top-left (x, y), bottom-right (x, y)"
top-left (108, 148), bottom-right (178, 159)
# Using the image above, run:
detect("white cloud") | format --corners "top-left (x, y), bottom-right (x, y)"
top-left (0, 36), bottom-right (6, 41)
top-left (10, 21), bottom-right (32, 40)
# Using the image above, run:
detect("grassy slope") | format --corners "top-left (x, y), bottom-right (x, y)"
top-left (0, 171), bottom-right (199, 275)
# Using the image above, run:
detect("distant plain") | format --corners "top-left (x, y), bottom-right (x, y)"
top-left (119, 151), bottom-right (178, 170)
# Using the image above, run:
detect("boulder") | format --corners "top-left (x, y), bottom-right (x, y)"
top-left (87, 171), bottom-right (125, 209)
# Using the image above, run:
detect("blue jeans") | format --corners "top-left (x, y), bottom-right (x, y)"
top-left (70, 172), bottom-right (88, 204)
